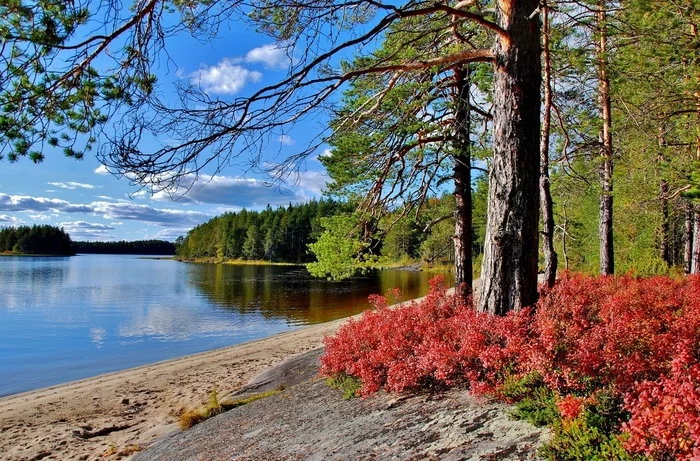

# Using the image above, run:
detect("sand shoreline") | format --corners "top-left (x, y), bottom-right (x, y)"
top-left (0, 315), bottom-right (355, 461)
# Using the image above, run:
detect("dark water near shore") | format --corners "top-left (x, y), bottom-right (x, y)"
top-left (0, 254), bottom-right (451, 397)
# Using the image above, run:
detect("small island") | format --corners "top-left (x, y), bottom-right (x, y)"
top-left (0, 225), bottom-right (73, 256)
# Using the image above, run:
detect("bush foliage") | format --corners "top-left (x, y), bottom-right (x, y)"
top-left (321, 274), bottom-right (700, 459)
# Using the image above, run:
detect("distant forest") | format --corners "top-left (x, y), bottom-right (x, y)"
top-left (176, 186), bottom-right (490, 268)
top-left (0, 225), bottom-right (176, 256)
top-left (0, 225), bottom-right (73, 256)
top-left (73, 240), bottom-right (176, 255)
top-left (176, 199), bottom-right (355, 263)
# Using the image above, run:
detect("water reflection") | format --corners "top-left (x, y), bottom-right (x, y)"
top-left (0, 256), bottom-right (70, 311)
top-left (187, 263), bottom-right (453, 325)
top-left (0, 255), bottom-right (452, 396)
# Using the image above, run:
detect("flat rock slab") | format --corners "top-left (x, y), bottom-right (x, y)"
top-left (136, 350), bottom-right (548, 461)
top-left (229, 348), bottom-right (325, 400)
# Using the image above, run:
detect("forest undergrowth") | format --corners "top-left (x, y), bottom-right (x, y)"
top-left (322, 274), bottom-right (700, 459)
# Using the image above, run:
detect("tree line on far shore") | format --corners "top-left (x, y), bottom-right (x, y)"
top-left (0, 225), bottom-right (175, 256)
top-left (175, 199), bottom-right (354, 263)
top-left (0, 225), bottom-right (72, 256)
top-left (73, 240), bottom-right (175, 255)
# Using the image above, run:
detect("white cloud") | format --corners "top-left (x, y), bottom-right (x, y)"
top-left (60, 221), bottom-right (115, 241)
top-left (0, 215), bottom-right (23, 226)
top-left (144, 228), bottom-right (191, 241)
top-left (0, 193), bottom-right (211, 228)
top-left (278, 134), bottom-right (294, 146)
top-left (191, 59), bottom-right (262, 95)
top-left (147, 174), bottom-right (313, 208)
top-left (28, 213), bottom-right (51, 221)
top-left (94, 165), bottom-right (110, 175)
top-left (131, 190), bottom-right (149, 199)
top-left (245, 44), bottom-right (289, 69)
top-left (0, 194), bottom-right (94, 213)
top-left (48, 181), bottom-right (99, 190)
top-left (60, 221), bottom-right (114, 230)
top-left (318, 148), bottom-right (333, 158)
top-left (295, 171), bottom-right (329, 196)
top-left (90, 201), bottom-right (210, 226)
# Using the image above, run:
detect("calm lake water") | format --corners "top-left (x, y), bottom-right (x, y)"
top-left (0, 254), bottom-right (451, 397)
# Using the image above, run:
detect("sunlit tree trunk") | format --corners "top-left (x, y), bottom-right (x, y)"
top-left (596, 0), bottom-right (615, 275)
top-left (540, 2), bottom-right (557, 289)
top-left (478, 0), bottom-right (541, 315)
top-left (693, 93), bottom-right (700, 274)
top-left (657, 128), bottom-right (671, 266)
top-left (686, 200), bottom-right (695, 274)
top-left (659, 179), bottom-right (670, 265)
top-left (453, 65), bottom-right (473, 301)
top-left (693, 207), bottom-right (700, 274)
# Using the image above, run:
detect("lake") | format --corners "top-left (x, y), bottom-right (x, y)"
top-left (0, 254), bottom-right (451, 397)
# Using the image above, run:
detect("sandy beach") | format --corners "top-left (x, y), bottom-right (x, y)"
top-left (0, 315), bottom-right (354, 461)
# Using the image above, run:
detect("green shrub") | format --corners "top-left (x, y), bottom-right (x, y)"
top-left (326, 373), bottom-right (363, 400)
top-left (540, 417), bottom-right (640, 461)
top-left (500, 373), bottom-right (560, 427)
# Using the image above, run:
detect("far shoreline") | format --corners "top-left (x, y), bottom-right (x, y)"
top-left (0, 251), bottom-right (74, 257)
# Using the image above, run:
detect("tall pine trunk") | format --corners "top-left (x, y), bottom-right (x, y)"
top-left (453, 65), bottom-right (473, 301)
top-left (686, 200), bottom-right (694, 274)
top-left (659, 180), bottom-right (670, 265)
top-left (658, 129), bottom-right (670, 266)
top-left (540, 2), bottom-right (558, 289)
top-left (693, 206), bottom-right (700, 274)
top-left (596, 1), bottom-right (614, 275)
top-left (692, 93), bottom-right (700, 274)
top-left (478, 0), bottom-right (541, 315)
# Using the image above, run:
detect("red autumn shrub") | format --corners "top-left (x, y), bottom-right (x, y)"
top-left (531, 273), bottom-right (685, 394)
top-left (321, 273), bottom-right (700, 457)
top-left (557, 394), bottom-right (585, 421)
top-left (320, 276), bottom-right (534, 395)
top-left (321, 276), bottom-right (460, 395)
top-left (623, 344), bottom-right (700, 459)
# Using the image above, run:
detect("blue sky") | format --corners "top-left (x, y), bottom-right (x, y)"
top-left (0, 15), bottom-right (335, 241)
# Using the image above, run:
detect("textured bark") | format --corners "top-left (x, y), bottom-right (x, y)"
top-left (694, 206), bottom-right (700, 274)
top-left (695, 92), bottom-right (700, 274)
top-left (686, 200), bottom-right (694, 274)
top-left (561, 205), bottom-right (570, 270)
top-left (478, 0), bottom-right (541, 315)
top-left (659, 180), bottom-right (670, 265)
top-left (453, 66), bottom-right (472, 301)
top-left (540, 3), bottom-right (557, 289)
top-left (596, 2), bottom-right (614, 275)
top-left (657, 129), bottom-right (670, 266)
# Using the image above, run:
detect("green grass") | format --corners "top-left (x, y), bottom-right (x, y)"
top-left (326, 373), bottom-right (363, 400)
top-left (179, 388), bottom-right (284, 430)
top-left (500, 373), bottom-right (559, 427)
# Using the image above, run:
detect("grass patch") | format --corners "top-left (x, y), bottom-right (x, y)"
top-left (501, 375), bottom-right (638, 460)
top-left (103, 443), bottom-right (142, 457)
top-left (540, 418), bottom-right (639, 461)
top-left (326, 373), bottom-right (362, 400)
top-left (179, 388), bottom-right (283, 430)
top-left (500, 373), bottom-right (559, 427)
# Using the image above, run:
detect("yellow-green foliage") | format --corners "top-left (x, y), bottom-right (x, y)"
top-left (326, 373), bottom-right (362, 400)
top-left (179, 388), bottom-right (283, 430)
top-left (220, 389), bottom-right (283, 410)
